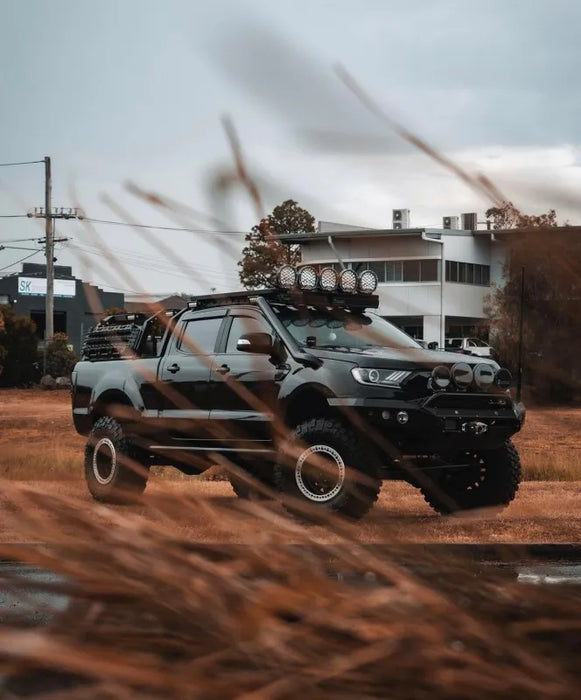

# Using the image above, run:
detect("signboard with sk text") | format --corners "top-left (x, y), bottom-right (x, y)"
top-left (18, 277), bottom-right (76, 298)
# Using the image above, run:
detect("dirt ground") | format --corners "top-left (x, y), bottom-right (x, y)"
top-left (0, 479), bottom-right (579, 545)
top-left (0, 388), bottom-right (580, 543)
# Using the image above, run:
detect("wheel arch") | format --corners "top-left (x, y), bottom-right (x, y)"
top-left (283, 383), bottom-right (337, 428)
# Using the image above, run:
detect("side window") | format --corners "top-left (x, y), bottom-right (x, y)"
top-left (178, 317), bottom-right (223, 355)
top-left (226, 316), bottom-right (272, 353)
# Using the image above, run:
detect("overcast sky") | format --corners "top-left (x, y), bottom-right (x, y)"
top-left (1, 0), bottom-right (581, 297)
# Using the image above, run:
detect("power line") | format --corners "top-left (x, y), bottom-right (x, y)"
top-left (83, 217), bottom-right (246, 235)
top-left (1, 212), bottom-right (250, 235)
top-left (0, 237), bottom-right (44, 243)
top-left (0, 159), bottom-right (44, 167)
top-left (0, 249), bottom-right (43, 272)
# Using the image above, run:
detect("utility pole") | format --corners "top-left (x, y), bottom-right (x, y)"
top-left (44, 156), bottom-right (54, 342)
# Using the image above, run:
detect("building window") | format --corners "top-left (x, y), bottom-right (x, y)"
top-left (386, 261), bottom-right (403, 282)
top-left (445, 260), bottom-right (490, 286)
top-left (313, 259), bottom-right (440, 284)
top-left (420, 259), bottom-right (439, 282)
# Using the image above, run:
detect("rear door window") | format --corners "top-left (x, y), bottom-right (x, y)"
top-left (178, 317), bottom-right (224, 355)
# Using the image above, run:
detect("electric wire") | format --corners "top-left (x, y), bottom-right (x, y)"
top-left (0, 214), bottom-right (29, 218)
top-left (68, 241), bottom-right (240, 279)
top-left (0, 249), bottom-right (43, 272)
top-left (67, 243), bottom-right (240, 283)
top-left (83, 217), bottom-right (247, 235)
top-left (0, 160), bottom-right (44, 167)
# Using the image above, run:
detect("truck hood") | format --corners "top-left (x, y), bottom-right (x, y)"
top-left (311, 345), bottom-right (499, 370)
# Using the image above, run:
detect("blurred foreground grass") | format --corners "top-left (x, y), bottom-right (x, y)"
top-left (0, 482), bottom-right (579, 698)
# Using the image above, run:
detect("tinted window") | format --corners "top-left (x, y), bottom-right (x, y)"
top-left (403, 260), bottom-right (420, 282)
top-left (420, 259), bottom-right (439, 281)
top-left (178, 317), bottom-right (223, 355)
top-left (226, 316), bottom-right (272, 353)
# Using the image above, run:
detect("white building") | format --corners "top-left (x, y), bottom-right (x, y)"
top-left (279, 213), bottom-right (507, 346)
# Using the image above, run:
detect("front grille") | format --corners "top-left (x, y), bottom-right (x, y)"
top-left (425, 393), bottom-right (511, 411)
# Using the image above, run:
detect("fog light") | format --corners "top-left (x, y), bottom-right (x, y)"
top-left (451, 362), bottom-right (474, 389)
top-left (495, 367), bottom-right (512, 390)
top-left (396, 411), bottom-right (409, 425)
top-left (432, 365), bottom-right (451, 390)
top-left (474, 363), bottom-right (495, 391)
top-left (381, 410), bottom-right (390, 420)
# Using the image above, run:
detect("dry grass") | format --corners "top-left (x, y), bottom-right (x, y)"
top-left (0, 480), bottom-right (579, 545)
top-left (1, 388), bottom-right (579, 481)
top-left (0, 483), bottom-right (579, 698)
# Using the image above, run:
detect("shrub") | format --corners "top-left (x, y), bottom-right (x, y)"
top-left (45, 332), bottom-right (78, 378)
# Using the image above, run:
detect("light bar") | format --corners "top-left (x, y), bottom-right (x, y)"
top-left (297, 266), bottom-right (318, 291)
top-left (319, 267), bottom-right (338, 292)
top-left (339, 268), bottom-right (357, 293)
top-left (358, 269), bottom-right (378, 294)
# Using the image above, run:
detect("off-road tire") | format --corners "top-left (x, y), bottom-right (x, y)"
top-left (421, 439), bottom-right (521, 515)
top-left (274, 417), bottom-right (381, 520)
top-left (84, 416), bottom-right (149, 504)
top-left (229, 460), bottom-right (275, 501)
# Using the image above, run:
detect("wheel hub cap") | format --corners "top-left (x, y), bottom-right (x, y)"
top-left (295, 444), bottom-right (345, 502)
top-left (93, 438), bottom-right (117, 485)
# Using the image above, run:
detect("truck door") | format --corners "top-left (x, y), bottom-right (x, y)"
top-left (209, 311), bottom-right (287, 448)
top-left (157, 310), bottom-right (226, 447)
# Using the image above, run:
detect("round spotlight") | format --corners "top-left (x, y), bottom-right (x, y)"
top-left (297, 266), bottom-right (318, 291)
top-left (358, 269), bottom-right (378, 294)
top-left (495, 368), bottom-right (512, 390)
top-left (396, 411), bottom-right (409, 425)
top-left (474, 363), bottom-right (496, 391)
top-left (276, 264), bottom-right (296, 289)
top-left (368, 369), bottom-right (380, 383)
top-left (319, 266), bottom-right (338, 292)
top-left (451, 362), bottom-right (474, 389)
top-left (338, 268), bottom-right (357, 293)
top-left (431, 365), bottom-right (451, 390)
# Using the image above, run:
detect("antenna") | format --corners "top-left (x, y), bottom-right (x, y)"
top-left (327, 235), bottom-right (346, 270)
top-left (516, 266), bottom-right (525, 403)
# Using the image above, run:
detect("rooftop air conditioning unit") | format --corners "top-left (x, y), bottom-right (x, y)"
top-left (392, 209), bottom-right (410, 229)
top-left (461, 212), bottom-right (478, 230)
top-left (443, 216), bottom-right (459, 230)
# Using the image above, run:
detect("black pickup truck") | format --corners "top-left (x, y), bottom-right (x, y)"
top-left (72, 265), bottom-right (525, 519)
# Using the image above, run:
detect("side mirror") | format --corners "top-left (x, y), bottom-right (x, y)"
top-left (236, 332), bottom-right (273, 355)
top-left (427, 341), bottom-right (438, 350)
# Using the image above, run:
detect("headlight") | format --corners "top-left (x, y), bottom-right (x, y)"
top-left (352, 367), bottom-right (412, 387)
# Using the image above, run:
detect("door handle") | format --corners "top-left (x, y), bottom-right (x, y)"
top-left (167, 363), bottom-right (180, 374)
top-left (215, 364), bottom-right (230, 375)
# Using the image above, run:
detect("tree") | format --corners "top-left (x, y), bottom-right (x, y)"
top-left (238, 200), bottom-right (316, 289)
top-left (485, 201), bottom-right (581, 401)
top-left (45, 332), bottom-right (78, 378)
top-left (0, 305), bottom-right (39, 387)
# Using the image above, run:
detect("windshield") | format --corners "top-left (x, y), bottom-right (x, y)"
top-left (273, 307), bottom-right (420, 350)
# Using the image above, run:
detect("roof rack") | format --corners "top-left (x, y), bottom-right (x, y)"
top-left (188, 288), bottom-right (379, 311)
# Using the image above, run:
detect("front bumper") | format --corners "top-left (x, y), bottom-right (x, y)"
top-left (328, 392), bottom-right (524, 454)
